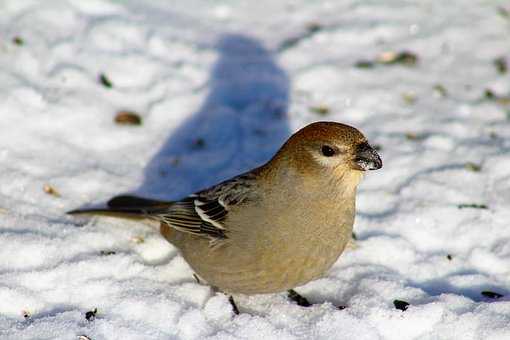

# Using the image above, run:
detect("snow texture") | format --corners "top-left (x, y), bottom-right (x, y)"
top-left (1, 0), bottom-right (510, 339)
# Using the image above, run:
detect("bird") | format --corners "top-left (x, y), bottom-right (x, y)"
top-left (68, 121), bottom-right (382, 306)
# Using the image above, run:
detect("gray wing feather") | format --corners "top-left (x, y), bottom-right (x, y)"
top-left (153, 172), bottom-right (257, 240)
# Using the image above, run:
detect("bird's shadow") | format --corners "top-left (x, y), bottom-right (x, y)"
top-left (135, 33), bottom-right (290, 200)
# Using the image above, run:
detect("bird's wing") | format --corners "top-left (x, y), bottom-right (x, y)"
top-left (153, 172), bottom-right (258, 241)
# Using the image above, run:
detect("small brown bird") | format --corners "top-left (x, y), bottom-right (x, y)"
top-left (69, 122), bottom-right (381, 302)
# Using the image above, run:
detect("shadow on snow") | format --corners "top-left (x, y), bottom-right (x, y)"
top-left (135, 33), bottom-right (290, 200)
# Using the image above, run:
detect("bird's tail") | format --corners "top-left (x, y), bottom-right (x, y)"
top-left (67, 195), bottom-right (173, 220)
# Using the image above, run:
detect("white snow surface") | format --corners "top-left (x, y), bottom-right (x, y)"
top-left (1, 1), bottom-right (510, 339)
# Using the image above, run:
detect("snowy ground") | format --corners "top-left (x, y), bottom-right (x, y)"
top-left (1, 1), bottom-right (510, 339)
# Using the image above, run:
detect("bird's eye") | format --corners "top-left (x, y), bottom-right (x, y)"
top-left (321, 145), bottom-right (336, 157)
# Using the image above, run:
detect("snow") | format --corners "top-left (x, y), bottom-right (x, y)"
top-left (1, 0), bottom-right (510, 339)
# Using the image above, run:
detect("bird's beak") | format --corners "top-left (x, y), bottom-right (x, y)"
top-left (353, 142), bottom-right (382, 171)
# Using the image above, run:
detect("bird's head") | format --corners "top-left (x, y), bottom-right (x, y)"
top-left (272, 122), bottom-right (382, 186)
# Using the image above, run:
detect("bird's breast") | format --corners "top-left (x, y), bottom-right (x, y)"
top-left (212, 194), bottom-right (355, 293)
